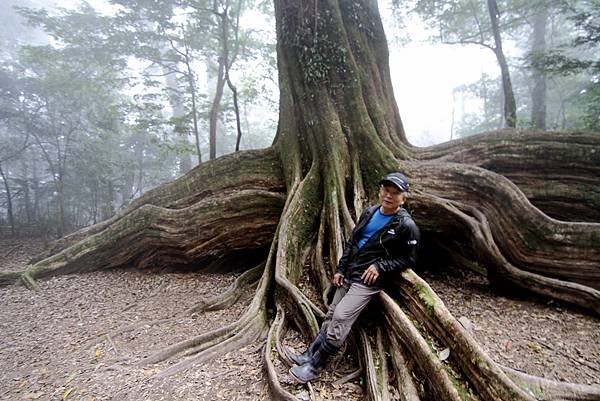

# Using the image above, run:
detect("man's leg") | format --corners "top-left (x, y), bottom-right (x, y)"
top-left (287, 282), bottom-right (350, 365)
top-left (325, 282), bottom-right (381, 347)
top-left (290, 282), bottom-right (380, 383)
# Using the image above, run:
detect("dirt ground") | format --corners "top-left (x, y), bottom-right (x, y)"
top-left (0, 236), bottom-right (598, 401)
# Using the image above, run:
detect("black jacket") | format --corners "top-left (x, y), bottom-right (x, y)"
top-left (336, 205), bottom-right (420, 287)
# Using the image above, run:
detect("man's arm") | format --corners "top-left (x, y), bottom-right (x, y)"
top-left (375, 221), bottom-right (420, 273)
top-left (335, 207), bottom-right (372, 275)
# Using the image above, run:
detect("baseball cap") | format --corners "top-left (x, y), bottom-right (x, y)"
top-left (379, 172), bottom-right (410, 192)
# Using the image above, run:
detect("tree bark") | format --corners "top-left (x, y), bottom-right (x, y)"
top-left (3, 1), bottom-right (600, 400)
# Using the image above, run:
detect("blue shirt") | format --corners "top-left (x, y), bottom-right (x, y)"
top-left (357, 208), bottom-right (393, 248)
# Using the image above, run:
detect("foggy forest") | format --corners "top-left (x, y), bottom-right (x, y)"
top-left (0, 0), bottom-right (599, 400)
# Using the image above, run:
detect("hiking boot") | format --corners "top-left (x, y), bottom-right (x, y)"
top-left (286, 329), bottom-right (326, 366)
top-left (289, 340), bottom-right (338, 384)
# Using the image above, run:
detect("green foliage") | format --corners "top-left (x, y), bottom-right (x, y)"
top-left (0, 0), bottom-right (278, 233)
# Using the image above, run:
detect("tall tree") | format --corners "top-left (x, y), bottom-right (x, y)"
top-left (528, 0), bottom-right (600, 131)
top-left (3, 1), bottom-right (599, 400)
top-left (409, 0), bottom-right (518, 127)
top-left (529, 5), bottom-right (547, 129)
top-left (486, 0), bottom-right (516, 127)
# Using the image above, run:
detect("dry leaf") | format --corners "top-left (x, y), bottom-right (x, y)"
top-left (527, 342), bottom-right (542, 353)
top-left (62, 388), bottom-right (74, 399)
top-left (439, 348), bottom-right (450, 361)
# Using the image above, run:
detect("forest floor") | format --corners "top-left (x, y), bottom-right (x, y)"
top-left (0, 236), bottom-right (598, 401)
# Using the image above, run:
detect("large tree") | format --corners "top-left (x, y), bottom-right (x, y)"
top-left (2, 1), bottom-right (600, 400)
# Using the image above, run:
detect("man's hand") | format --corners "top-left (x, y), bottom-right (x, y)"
top-left (361, 264), bottom-right (380, 285)
top-left (332, 273), bottom-right (345, 287)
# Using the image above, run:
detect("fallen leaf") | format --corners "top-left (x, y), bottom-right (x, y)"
top-left (527, 342), bottom-right (542, 353)
top-left (458, 316), bottom-right (473, 332)
top-left (439, 348), bottom-right (450, 361)
top-left (62, 388), bottom-right (74, 399)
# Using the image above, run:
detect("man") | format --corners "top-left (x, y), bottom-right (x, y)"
top-left (289, 172), bottom-right (420, 383)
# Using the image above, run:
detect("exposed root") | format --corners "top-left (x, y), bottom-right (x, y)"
top-left (380, 291), bottom-right (469, 401)
top-left (395, 269), bottom-right (555, 401)
top-left (186, 263), bottom-right (263, 314)
top-left (413, 191), bottom-right (600, 314)
top-left (21, 271), bottom-right (40, 290)
top-left (409, 161), bottom-right (600, 290)
top-left (0, 271), bottom-right (24, 287)
top-left (501, 366), bottom-right (600, 401)
top-left (152, 312), bottom-right (268, 378)
top-left (414, 129), bottom-right (600, 222)
top-left (387, 332), bottom-right (421, 401)
top-left (140, 235), bottom-right (277, 378)
top-left (30, 148), bottom-right (285, 263)
top-left (264, 304), bottom-right (300, 401)
top-left (358, 327), bottom-right (389, 401)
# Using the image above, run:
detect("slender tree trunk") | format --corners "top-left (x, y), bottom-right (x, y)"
top-left (92, 180), bottom-right (98, 225)
top-left (165, 70), bottom-right (194, 173)
top-left (487, 0), bottom-right (517, 128)
top-left (530, 7), bottom-right (547, 130)
top-left (102, 180), bottom-right (115, 220)
top-left (32, 156), bottom-right (39, 223)
top-left (0, 163), bottom-right (15, 235)
top-left (135, 139), bottom-right (144, 196)
top-left (224, 0), bottom-right (244, 152)
top-left (185, 58), bottom-right (203, 165)
top-left (20, 159), bottom-right (32, 224)
top-left (55, 176), bottom-right (65, 237)
top-left (209, 58), bottom-right (227, 160)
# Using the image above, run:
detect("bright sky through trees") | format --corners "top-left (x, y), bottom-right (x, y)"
top-left (53, 0), bottom-right (499, 147)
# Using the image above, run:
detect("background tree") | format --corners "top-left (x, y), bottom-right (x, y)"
top-left (405, 0), bottom-right (518, 127)
top-left (3, 1), bottom-right (599, 400)
top-left (527, 0), bottom-right (600, 131)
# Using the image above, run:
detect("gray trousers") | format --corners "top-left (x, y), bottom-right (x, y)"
top-left (323, 281), bottom-right (381, 347)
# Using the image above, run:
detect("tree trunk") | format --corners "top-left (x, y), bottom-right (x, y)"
top-left (32, 155), bottom-right (40, 223)
top-left (487, 0), bottom-right (517, 128)
top-left (165, 64), bottom-right (194, 173)
top-left (209, 58), bottom-right (227, 160)
top-left (0, 162), bottom-right (15, 235)
top-left (3, 1), bottom-right (599, 400)
top-left (530, 7), bottom-right (547, 130)
top-left (185, 56), bottom-right (203, 165)
top-left (55, 176), bottom-right (65, 237)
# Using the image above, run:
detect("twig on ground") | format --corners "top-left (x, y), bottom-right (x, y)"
top-left (3, 244), bottom-right (22, 258)
top-left (333, 368), bottom-right (362, 385)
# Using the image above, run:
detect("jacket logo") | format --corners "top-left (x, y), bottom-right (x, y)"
top-left (407, 240), bottom-right (417, 245)
top-left (387, 229), bottom-right (396, 235)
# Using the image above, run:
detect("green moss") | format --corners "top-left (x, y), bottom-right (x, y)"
top-left (442, 364), bottom-right (475, 401)
top-left (517, 381), bottom-right (544, 398)
top-left (415, 282), bottom-right (436, 317)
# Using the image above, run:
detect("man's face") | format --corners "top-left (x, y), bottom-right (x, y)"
top-left (379, 184), bottom-right (405, 211)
